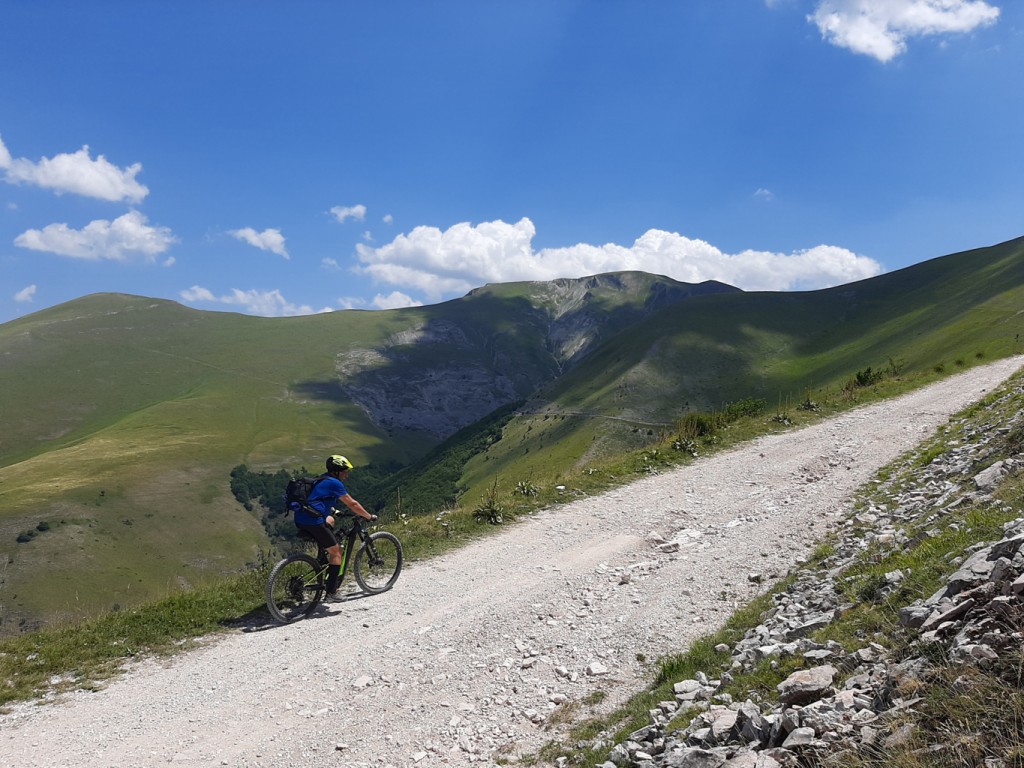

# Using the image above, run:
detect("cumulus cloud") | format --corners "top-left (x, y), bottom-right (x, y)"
top-left (355, 217), bottom-right (883, 300)
top-left (14, 284), bottom-right (36, 303)
top-left (179, 285), bottom-right (325, 317)
top-left (229, 227), bottom-right (289, 259)
top-left (754, 188), bottom-right (775, 201)
top-left (372, 291), bottom-right (423, 310)
top-left (330, 204), bottom-right (367, 223)
top-left (808, 0), bottom-right (1001, 62)
top-left (336, 296), bottom-right (367, 310)
top-left (0, 134), bottom-right (148, 203)
top-left (179, 285), bottom-right (216, 303)
top-left (14, 210), bottom-right (177, 261)
top-left (382, 214), bottom-right (394, 225)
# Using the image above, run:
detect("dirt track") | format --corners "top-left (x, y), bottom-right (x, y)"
top-left (3, 356), bottom-right (1022, 768)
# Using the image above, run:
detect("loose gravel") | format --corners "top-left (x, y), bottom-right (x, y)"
top-left (3, 356), bottom-right (1023, 768)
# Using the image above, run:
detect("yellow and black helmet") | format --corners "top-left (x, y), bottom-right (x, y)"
top-left (326, 454), bottom-right (353, 473)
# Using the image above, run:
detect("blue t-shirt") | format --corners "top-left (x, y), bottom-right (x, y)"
top-left (294, 475), bottom-right (347, 526)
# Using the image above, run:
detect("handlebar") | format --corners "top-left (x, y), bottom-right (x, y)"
top-left (329, 511), bottom-right (377, 534)
top-left (330, 509), bottom-right (376, 520)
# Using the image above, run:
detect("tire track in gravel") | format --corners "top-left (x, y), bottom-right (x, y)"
top-left (3, 356), bottom-right (1022, 768)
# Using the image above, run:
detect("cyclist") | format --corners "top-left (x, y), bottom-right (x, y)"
top-left (294, 454), bottom-right (376, 602)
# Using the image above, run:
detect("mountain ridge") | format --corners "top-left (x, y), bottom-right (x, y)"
top-left (1, 236), bottom-right (1023, 631)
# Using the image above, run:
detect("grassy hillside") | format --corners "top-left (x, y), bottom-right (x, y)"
top-left (0, 298), bottom-right (427, 630)
top-left (0, 275), bottom-right (707, 632)
top-left (457, 237), bottom-right (1024, 501)
top-left (0, 237), bottom-right (1022, 633)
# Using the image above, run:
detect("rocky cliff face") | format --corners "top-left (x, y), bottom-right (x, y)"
top-left (335, 323), bottom-right (525, 438)
top-left (335, 274), bottom-right (739, 439)
top-left (533, 273), bottom-right (737, 365)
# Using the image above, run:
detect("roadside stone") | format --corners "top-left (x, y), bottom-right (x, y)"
top-left (776, 665), bottom-right (836, 706)
top-left (780, 727), bottom-right (817, 749)
top-left (973, 461), bottom-right (1007, 491)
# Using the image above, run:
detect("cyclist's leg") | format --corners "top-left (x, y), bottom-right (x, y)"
top-left (298, 522), bottom-right (343, 595)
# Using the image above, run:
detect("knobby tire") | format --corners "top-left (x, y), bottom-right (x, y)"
top-left (353, 531), bottom-right (403, 594)
top-left (266, 553), bottom-right (324, 624)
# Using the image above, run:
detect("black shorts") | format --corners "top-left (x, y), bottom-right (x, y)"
top-left (296, 521), bottom-right (338, 550)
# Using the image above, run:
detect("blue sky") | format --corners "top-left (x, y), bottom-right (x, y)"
top-left (1, 1), bottom-right (1021, 322)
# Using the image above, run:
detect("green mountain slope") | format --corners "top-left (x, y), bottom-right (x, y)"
top-left (1, 236), bottom-right (1022, 633)
top-left (0, 274), bottom-right (722, 631)
top-left (458, 236), bottom-right (1024, 497)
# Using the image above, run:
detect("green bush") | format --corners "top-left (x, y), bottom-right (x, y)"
top-left (854, 366), bottom-right (885, 387)
top-left (722, 397), bottom-right (767, 421)
top-left (473, 478), bottom-right (504, 524)
top-left (677, 411), bottom-right (719, 438)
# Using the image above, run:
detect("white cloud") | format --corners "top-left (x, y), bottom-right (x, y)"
top-left (754, 188), bottom-right (775, 201)
top-left (382, 214), bottom-right (394, 225)
top-left (337, 296), bottom-right (367, 310)
top-left (14, 284), bottom-right (36, 303)
top-left (180, 285), bottom-right (216, 303)
top-left (809, 0), bottom-right (1001, 62)
top-left (330, 204), bottom-right (367, 223)
top-left (355, 217), bottom-right (883, 299)
top-left (372, 291), bottom-right (423, 310)
top-left (0, 134), bottom-right (148, 202)
top-left (322, 257), bottom-right (342, 271)
top-left (179, 285), bottom-right (323, 317)
top-left (355, 218), bottom-right (537, 300)
top-left (14, 210), bottom-right (177, 261)
top-left (229, 227), bottom-right (289, 259)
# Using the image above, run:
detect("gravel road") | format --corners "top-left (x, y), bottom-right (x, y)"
top-left (4, 356), bottom-right (1023, 768)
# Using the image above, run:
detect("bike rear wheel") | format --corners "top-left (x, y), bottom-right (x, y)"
top-left (266, 553), bottom-right (324, 623)
top-left (353, 532), bottom-right (403, 594)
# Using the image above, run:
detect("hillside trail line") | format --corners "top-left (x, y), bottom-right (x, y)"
top-left (3, 355), bottom-right (1023, 768)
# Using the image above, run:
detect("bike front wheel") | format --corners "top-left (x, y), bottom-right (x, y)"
top-left (353, 532), bottom-right (403, 594)
top-left (266, 553), bottom-right (324, 623)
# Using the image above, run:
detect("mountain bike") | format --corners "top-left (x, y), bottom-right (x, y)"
top-left (265, 514), bottom-right (403, 624)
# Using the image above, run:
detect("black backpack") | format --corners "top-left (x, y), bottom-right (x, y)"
top-left (284, 475), bottom-right (326, 515)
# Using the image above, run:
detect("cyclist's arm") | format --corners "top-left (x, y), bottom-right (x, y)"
top-left (338, 493), bottom-right (375, 520)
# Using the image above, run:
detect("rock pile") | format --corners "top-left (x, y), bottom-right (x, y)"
top-left (591, 380), bottom-right (1024, 768)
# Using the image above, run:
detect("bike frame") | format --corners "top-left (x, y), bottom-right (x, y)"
top-left (314, 515), bottom-right (371, 584)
